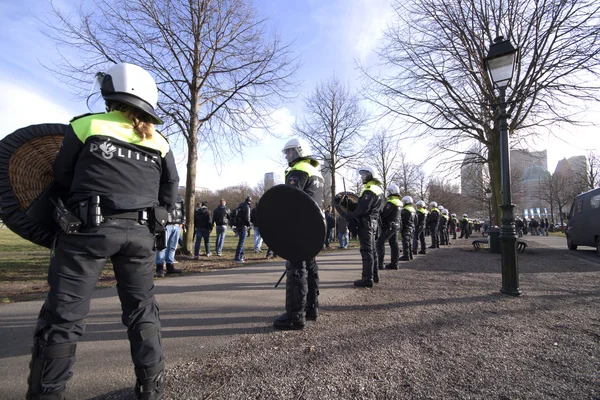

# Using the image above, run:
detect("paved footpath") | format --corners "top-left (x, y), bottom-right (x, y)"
top-left (0, 249), bottom-right (363, 400)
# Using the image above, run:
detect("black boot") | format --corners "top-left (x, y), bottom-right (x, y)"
top-left (134, 362), bottom-right (165, 400)
top-left (165, 263), bottom-right (181, 274)
top-left (418, 250), bottom-right (426, 255)
top-left (273, 312), bottom-right (305, 330)
top-left (274, 266), bottom-right (306, 330)
top-left (155, 264), bottom-right (164, 278)
top-left (399, 255), bottom-right (410, 261)
top-left (384, 263), bottom-right (398, 270)
top-left (353, 279), bottom-right (374, 288)
top-left (305, 259), bottom-right (319, 322)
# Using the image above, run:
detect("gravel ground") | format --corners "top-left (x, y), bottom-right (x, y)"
top-left (161, 238), bottom-right (600, 400)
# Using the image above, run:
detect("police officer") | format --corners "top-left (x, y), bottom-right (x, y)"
top-left (156, 195), bottom-right (185, 277)
top-left (438, 208), bottom-right (449, 246)
top-left (376, 184), bottom-right (402, 270)
top-left (27, 63), bottom-right (178, 400)
top-left (426, 201), bottom-right (440, 249)
top-left (449, 213), bottom-right (459, 239)
top-left (413, 200), bottom-right (428, 255)
top-left (345, 166), bottom-right (384, 288)
top-left (399, 196), bottom-right (416, 261)
top-left (273, 138), bottom-right (324, 330)
top-left (460, 213), bottom-right (471, 239)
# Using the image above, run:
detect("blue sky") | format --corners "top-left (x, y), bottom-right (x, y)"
top-left (0, 0), bottom-right (596, 191)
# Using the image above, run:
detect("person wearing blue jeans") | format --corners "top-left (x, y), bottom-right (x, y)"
top-left (156, 224), bottom-right (182, 277)
top-left (156, 196), bottom-right (185, 277)
top-left (212, 199), bottom-right (230, 256)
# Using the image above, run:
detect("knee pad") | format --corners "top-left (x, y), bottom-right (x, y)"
top-left (126, 297), bottom-right (161, 344)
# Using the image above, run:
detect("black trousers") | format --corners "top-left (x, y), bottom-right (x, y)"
top-left (401, 228), bottom-right (413, 258)
top-left (428, 222), bottom-right (439, 247)
top-left (376, 227), bottom-right (399, 268)
top-left (358, 219), bottom-right (378, 282)
top-left (28, 220), bottom-right (161, 396)
top-left (413, 225), bottom-right (426, 252)
top-left (285, 258), bottom-right (319, 315)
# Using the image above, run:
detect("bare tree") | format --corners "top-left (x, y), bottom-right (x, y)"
top-left (578, 150), bottom-right (600, 190)
top-left (390, 153), bottom-right (425, 197)
top-left (551, 172), bottom-right (581, 226)
top-left (294, 76), bottom-right (368, 213)
top-left (363, 129), bottom-right (402, 190)
top-left (43, 0), bottom-right (299, 251)
top-left (362, 0), bottom-right (600, 224)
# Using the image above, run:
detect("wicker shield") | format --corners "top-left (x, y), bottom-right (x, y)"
top-left (257, 184), bottom-right (325, 262)
top-left (334, 191), bottom-right (359, 218)
top-left (0, 124), bottom-right (70, 248)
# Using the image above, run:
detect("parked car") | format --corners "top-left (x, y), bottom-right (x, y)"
top-left (566, 188), bottom-right (600, 256)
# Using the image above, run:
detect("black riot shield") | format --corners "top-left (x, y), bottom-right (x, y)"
top-left (334, 191), bottom-right (359, 219)
top-left (0, 123), bottom-right (70, 248)
top-left (257, 184), bottom-right (325, 262)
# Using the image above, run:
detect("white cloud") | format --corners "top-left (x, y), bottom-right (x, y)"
top-left (0, 81), bottom-right (78, 139)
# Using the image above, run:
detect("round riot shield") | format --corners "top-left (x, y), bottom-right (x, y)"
top-left (334, 191), bottom-right (359, 218)
top-left (0, 123), bottom-right (70, 248)
top-left (257, 184), bottom-right (325, 262)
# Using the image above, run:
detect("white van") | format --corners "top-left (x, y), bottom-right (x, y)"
top-left (566, 187), bottom-right (600, 256)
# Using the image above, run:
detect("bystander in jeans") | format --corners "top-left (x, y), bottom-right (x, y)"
top-left (234, 196), bottom-right (252, 262)
top-left (336, 215), bottom-right (349, 248)
top-left (251, 204), bottom-right (263, 252)
top-left (324, 206), bottom-right (335, 249)
top-left (212, 199), bottom-right (230, 256)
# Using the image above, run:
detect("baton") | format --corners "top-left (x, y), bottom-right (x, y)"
top-left (275, 269), bottom-right (287, 288)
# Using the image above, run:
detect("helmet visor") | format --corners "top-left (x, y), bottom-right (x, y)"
top-left (87, 73), bottom-right (106, 113)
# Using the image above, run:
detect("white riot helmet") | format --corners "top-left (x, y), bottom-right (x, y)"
top-left (438, 205), bottom-right (444, 210)
top-left (415, 200), bottom-right (425, 207)
top-left (429, 201), bottom-right (438, 208)
top-left (463, 213), bottom-right (468, 217)
top-left (441, 209), bottom-right (448, 215)
top-left (96, 63), bottom-right (162, 124)
top-left (451, 213), bottom-right (456, 217)
top-left (282, 138), bottom-right (311, 163)
top-left (358, 165), bottom-right (381, 183)
top-left (386, 183), bottom-right (400, 196)
top-left (402, 195), bottom-right (413, 204)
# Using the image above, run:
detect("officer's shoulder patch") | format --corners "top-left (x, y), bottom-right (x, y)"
top-left (288, 176), bottom-right (298, 186)
top-left (362, 193), bottom-right (372, 201)
top-left (69, 112), bottom-right (102, 123)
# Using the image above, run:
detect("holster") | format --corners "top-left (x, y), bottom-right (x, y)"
top-left (148, 206), bottom-right (169, 234)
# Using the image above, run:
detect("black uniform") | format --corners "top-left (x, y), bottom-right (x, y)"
top-left (449, 216), bottom-right (458, 239)
top-left (348, 180), bottom-right (384, 286)
top-left (27, 111), bottom-right (178, 399)
top-left (427, 207), bottom-right (440, 248)
top-left (460, 217), bottom-right (471, 239)
top-left (400, 204), bottom-right (416, 260)
top-left (438, 213), bottom-right (449, 245)
top-left (413, 207), bottom-right (428, 254)
top-left (376, 195), bottom-right (402, 270)
top-left (273, 158), bottom-right (324, 330)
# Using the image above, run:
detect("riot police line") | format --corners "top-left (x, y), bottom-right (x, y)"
top-left (0, 62), bottom-right (481, 400)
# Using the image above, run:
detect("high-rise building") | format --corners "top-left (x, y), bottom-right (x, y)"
top-left (460, 145), bottom-right (483, 196)
top-left (263, 172), bottom-right (282, 190)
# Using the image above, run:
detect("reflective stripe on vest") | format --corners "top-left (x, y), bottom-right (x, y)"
top-left (71, 111), bottom-right (170, 157)
top-left (403, 205), bottom-right (416, 213)
top-left (360, 181), bottom-right (384, 196)
top-left (285, 159), bottom-right (323, 179)
top-left (387, 197), bottom-right (402, 207)
top-left (430, 207), bottom-right (440, 214)
top-left (417, 208), bottom-right (428, 215)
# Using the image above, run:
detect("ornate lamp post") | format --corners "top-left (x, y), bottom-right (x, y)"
top-left (484, 36), bottom-right (521, 296)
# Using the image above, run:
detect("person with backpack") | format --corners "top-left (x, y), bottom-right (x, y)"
top-left (212, 199), bottom-right (230, 257)
top-left (234, 196), bottom-right (252, 262)
top-left (194, 201), bottom-right (212, 259)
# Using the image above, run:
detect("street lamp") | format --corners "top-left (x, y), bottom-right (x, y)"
top-left (485, 187), bottom-right (493, 227)
top-left (484, 35), bottom-right (521, 296)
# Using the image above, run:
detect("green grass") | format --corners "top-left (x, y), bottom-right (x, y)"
top-left (0, 226), bottom-right (358, 303)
